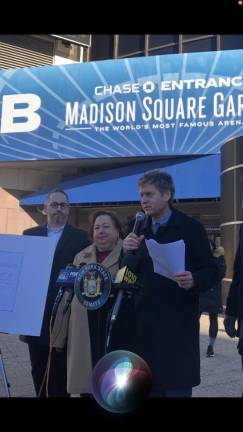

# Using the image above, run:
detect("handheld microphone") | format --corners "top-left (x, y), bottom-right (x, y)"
top-left (126, 211), bottom-right (145, 255)
top-left (131, 211), bottom-right (145, 235)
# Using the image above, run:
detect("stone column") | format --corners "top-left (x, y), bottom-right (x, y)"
top-left (221, 136), bottom-right (243, 303)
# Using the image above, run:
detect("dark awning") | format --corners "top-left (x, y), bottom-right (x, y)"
top-left (20, 155), bottom-right (220, 206)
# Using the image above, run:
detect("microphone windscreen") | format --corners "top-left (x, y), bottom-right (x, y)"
top-left (135, 211), bottom-right (145, 222)
top-left (132, 211), bottom-right (145, 235)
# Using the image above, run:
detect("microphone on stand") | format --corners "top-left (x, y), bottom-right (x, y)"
top-left (62, 288), bottom-right (75, 315)
top-left (110, 212), bottom-right (144, 320)
top-left (51, 286), bottom-right (65, 318)
top-left (105, 212), bottom-right (145, 351)
top-left (105, 264), bottom-right (139, 352)
top-left (52, 263), bottom-right (85, 319)
top-left (61, 263), bottom-right (86, 315)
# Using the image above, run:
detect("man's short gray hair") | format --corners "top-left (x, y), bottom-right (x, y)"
top-left (138, 170), bottom-right (175, 206)
top-left (45, 189), bottom-right (69, 204)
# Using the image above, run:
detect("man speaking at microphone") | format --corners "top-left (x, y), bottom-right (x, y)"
top-left (123, 170), bottom-right (218, 398)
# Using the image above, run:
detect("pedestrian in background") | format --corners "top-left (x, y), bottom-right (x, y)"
top-left (199, 241), bottom-right (226, 357)
top-left (224, 224), bottom-right (243, 396)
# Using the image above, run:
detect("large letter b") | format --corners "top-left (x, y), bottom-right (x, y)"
top-left (1, 94), bottom-right (41, 133)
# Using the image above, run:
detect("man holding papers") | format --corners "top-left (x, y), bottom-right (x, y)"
top-left (123, 170), bottom-right (218, 397)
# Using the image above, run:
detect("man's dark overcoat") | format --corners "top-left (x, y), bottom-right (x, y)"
top-left (131, 208), bottom-right (218, 394)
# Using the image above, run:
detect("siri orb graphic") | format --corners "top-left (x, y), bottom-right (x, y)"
top-left (92, 350), bottom-right (152, 413)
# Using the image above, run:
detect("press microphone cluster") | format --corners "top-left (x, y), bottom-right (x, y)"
top-left (52, 264), bottom-right (84, 318)
top-left (53, 212), bottom-right (145, 350)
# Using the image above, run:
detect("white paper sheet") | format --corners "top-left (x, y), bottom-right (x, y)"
top-left (0, 234), bottom-right (56, 336)
top-left (145, 238), bottom-right (185, 281)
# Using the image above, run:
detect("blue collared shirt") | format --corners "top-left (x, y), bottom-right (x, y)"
top-left (47, 225), bottom-right (65, 248)
top-left (152, 209), bottom-right (172, 227)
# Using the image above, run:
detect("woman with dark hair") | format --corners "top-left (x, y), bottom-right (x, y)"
top-left (199, 240), bottom-right (226, 357)
top-left (52, 210), bottom-right (135, 396)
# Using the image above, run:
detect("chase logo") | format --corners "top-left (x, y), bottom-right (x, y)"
top-left (74, 263), bottom-right (111, 310)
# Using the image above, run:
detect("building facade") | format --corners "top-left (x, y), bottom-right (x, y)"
top-left (1, 34), bottom-right (243, 299)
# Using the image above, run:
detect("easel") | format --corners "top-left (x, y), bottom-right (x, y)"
top-left (0, 348), bottom-right (11, 397)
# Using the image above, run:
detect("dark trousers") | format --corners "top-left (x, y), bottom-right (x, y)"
top-left (27, 343), bottom-right (69, 397)
top-left (199, 312), bottom-right (218, 339)
top-left (208, 313), bottom-right (218, 339)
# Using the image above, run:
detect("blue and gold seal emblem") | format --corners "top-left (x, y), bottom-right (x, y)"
top-left (74, 263), bottom-right (111, 310)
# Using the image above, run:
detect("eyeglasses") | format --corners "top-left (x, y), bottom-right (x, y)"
top-left (49, 202), bottom-right (69, 209)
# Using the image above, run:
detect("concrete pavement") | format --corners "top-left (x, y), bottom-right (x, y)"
top-left (194, 313), bottom-right (243, 397)
top-left (0, 313), bottom-right (242, 397)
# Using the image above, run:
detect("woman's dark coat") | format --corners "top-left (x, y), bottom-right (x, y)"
top-left (131, 208), bottom-right (218, 394)
top-left (199, 251), bottom-right (226, 314)
top-left (226, 223), bottom-right (243, 333)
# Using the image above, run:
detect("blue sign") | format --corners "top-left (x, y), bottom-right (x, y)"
top-left (1, 49), bottom-right (243, 161)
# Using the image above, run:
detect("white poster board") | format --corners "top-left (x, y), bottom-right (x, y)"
top-left (0, 234), bottom-right (56, 336)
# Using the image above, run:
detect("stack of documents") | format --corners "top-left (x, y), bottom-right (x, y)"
top-left (145, 239), bottom-right (185, 281)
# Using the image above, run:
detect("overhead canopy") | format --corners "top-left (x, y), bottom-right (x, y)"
top-left (20, 155), bottom-right (220, 206)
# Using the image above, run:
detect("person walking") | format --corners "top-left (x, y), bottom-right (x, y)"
top-left (199, 241), bottom-right (226, 357)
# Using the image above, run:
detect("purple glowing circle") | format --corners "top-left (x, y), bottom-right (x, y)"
top-left (92, 350), bottom-right (152, 413)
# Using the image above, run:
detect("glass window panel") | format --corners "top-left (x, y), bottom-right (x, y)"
top-left (149, 34), bottom-right (178, 48)
top-left (182, 37), bottom-right (216, 53)
top-left (90, 34), bottom-right (114, 61)
top-left (82, 47), bottom-right (89, 62)
top-left (148, 45), bottom-right (179, 56)
top-left (220, 34), bottom-right (243, 50)
top-left (119, 52), bottom-right (144, 58)
top-left (183, 34), bottom-right (212, 41)
top-left (118, 34), bottom-right (145, 56)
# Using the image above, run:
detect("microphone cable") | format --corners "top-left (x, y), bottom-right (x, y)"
top-left (37, 297), bottom-right (68, 398)
top-left (45, 316), bottom-right (54, 398)
top-left (36, 316), bottom-right (54, 398)
top-left (38, 263), bottom-right (84, 397)
top-left (104, 306), bottom-right (113, 354)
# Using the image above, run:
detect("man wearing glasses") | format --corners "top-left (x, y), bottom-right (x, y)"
top-left (20, 189), bottom-right (90, 397)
